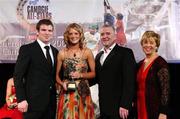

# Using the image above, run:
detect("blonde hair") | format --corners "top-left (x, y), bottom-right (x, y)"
top-left (141, 31), bottom-right (160, 52)
top-left (63, 23), bottom-right (85, 49)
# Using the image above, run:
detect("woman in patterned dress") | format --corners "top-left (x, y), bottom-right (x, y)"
top-left (136, 31), bottom-right (170, 119)
top-left (56, 23), bottom-right (95, 119)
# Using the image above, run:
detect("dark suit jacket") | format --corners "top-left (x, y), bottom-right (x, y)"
top-left (95, 44), bottom-right (136, 116)
top-left (14, 41), bottom-right (58, 111)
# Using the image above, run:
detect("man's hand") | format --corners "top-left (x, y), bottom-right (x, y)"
top-left (119, 107), bottom-right (129, 119)
top-left (18, 100), bottom-right (28, 112)
top-left (158, 113), bottom-right (167, 119)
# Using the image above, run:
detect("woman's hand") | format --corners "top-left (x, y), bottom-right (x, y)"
top-left (8, 103), bottom-right (17, 109)
top-left (6, 100), bottom-right (11, 107)
top-left (69, 72), bottom-right (82, 79)
top-left (62, 81), bottom-right (68, 91)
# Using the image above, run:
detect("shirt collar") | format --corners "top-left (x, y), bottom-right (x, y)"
top-left (101, 43), bottom-right (116, 53)
top-left (37, 39), bottom-right (51, 49)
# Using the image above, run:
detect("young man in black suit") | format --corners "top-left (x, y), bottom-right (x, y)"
top-left (95, 24), bottom-right (136, 119)
top-left (13, 19), bottom-right (58, 119)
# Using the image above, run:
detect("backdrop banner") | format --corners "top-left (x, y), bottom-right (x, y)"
top-left (0, 0), bottom-right (180, 63)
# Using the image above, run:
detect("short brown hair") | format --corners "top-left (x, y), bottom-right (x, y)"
top-left (36, 19), bottom-right (54, 31)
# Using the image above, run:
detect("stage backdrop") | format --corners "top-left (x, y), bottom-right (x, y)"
top-left (0, 0), bottom-right (180, 63)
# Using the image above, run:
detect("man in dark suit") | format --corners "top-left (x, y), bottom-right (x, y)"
top-left (13, 19), bottom-right (58, 119)
top-left (95, 24), bottom-right (136, 119)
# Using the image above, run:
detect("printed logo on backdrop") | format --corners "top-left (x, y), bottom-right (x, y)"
top-left (17, 0), bottom-right (52, 40)
top-left (17, 0), bottom-right (51, 19)
top-left (16, 0), bottom-right (64, 48)
top-left (0, 0), bottom-right (180, 63)
top-left (0, 0), bottom-right (64, 63)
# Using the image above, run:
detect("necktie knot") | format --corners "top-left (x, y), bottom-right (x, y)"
top-left (99, 51), bottom-right (104, 55)
top-left (44, 46), bottom-right (50, 51)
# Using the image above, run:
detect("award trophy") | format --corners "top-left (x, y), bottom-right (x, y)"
top-left (67, 73), bottom-right (77, 91)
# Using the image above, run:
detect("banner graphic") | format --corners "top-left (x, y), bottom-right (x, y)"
top-left (0, 0), bottom-right (180, 63)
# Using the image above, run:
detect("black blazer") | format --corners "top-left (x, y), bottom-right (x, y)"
top-left (95, 44), bottom-right (136, 116)
top-left (14, 41), bottom-right (58, 111)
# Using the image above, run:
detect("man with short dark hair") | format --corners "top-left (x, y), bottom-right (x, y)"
top-left (14, 19), bottom-right (58, 119)
top-left (95, 24), bottom-right (136, 119)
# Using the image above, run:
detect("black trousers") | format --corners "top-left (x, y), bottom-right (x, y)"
top-left (100, 108), bottom-right (136, 119)
top-left (100, 112), bottom-right (120, 119)
top-left (24, 90), bottom-right (56, 119)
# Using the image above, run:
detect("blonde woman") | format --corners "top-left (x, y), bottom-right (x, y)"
top-left (56, 23), bottom-right (95, 119)
top-left (136, 31), bottom-right (170, 119)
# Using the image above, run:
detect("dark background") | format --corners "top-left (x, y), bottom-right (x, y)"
top-left (0, 63), bottom-right (179, 118)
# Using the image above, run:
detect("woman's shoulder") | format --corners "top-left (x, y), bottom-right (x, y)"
top-left (57, 48), bottom-right (67, 59)
top-left (153, 56), bottom-right (168, 69)
top-left (59, 48), bottom-right (71, 54)
top-left (7, 78), bottom-right (14, 86)
top-left (82, 47), bottom-right (92, 53)
top-left (155, 56), bottom-right (168, 64)
top-left (82, 47), bottom-right (93, 57)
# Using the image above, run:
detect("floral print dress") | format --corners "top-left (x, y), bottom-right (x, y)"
top-left (57, 57), bottom-right (95, 119)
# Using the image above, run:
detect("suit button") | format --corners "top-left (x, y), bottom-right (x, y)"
top-left (49, 86), bottom-right (52, 90)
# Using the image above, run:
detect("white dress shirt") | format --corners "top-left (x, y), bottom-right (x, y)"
top-left (37, 39), bottom-right (54, 65)
top-left (100, 43), bottom-right (116, 65)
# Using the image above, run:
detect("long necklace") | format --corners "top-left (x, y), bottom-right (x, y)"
top-left (69, 48), bottom-right (79, 57)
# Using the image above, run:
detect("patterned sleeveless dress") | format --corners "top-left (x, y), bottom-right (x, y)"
top-left (57, 57), bottom-right (95, 119)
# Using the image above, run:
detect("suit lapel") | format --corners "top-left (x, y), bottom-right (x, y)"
top-left (103, 44), bottom-right (118, 66)
top-left (95, 51), bottom-right (104, 67)
top-left (50, 45), bottom-right (57, 68)
top-left (34, 41), bottom-right (52, 70)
